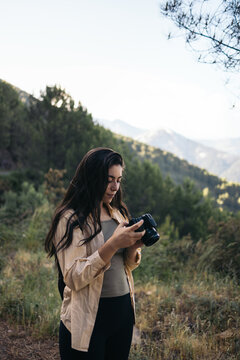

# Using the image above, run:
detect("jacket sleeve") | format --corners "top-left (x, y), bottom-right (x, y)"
top-left (124, 247), bottom-right (141, 271)
top-left (54, 214), bottom-right (109, 292)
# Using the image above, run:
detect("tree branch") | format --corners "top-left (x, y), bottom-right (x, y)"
top-left (179, 24), bottom-right (240, 53)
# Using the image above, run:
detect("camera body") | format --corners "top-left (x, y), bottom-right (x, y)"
top-left (128, 213), bottom-right (160, 247)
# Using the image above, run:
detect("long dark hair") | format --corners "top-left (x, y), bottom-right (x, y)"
top-left (45, 147), bottom-right (129, 259)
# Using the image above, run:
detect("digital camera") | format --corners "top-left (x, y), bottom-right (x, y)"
top-left (128, 213), bottom-right (160, 247)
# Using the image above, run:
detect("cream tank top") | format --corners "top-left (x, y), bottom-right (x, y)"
top-left (100, 219), bottom-right (130, 298)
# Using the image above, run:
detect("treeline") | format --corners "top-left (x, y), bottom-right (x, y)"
top-left (1, 79), bottom-right (240, 213)
top-left (1, 81), bottom-right (240, 358)
top-left (0, 80), bottom-right (239, 245)
top-left (121, 137), bottom-right (240, 213)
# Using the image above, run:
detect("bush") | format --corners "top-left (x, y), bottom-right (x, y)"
top-left (0, 182), bottom-right (47, 222)
top-left (22, 202), bottom-right (54, 250)
top-left (0, 249), bottom-right (61, 336)
top-left (134, 220), bottom-right (194, 283)
top-left (197, 217), bottom-right (240, 278)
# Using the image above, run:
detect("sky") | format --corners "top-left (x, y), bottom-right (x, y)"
top-left (1, 0), bottom-right (239, 140)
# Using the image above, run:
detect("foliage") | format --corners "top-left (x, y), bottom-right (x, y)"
top-left (124, 159), bottom-right (165, 220)
top-left (0, 249), bottom-right (61, 337)
top-left (132, 274), bottom-right (240, 359)
top-left (160, 0), bottom-right (240, 71)
top-left (0, 182), bottom-right (47, 223)
top-left (1, 81), bottom-right (240, 358)
top-left (159, 215), bottom-right (179, 241)
top-left (121, 137), bottom-right (240, 213)
top-left (170, 179), bottom-right (214, 240)
top-left (27, 85), bottom-right (90, 171)
top-left (26, 85), bottom-right (122, 175)
top-left (1, 80), bottom-right (240, 215)
top-left (124, 159), bottom-right (215, 241)
top-left (21, 202), bottom-right (54, 251)
top-left (0, 196), bottom-right (239, 359)
top-left (0, 80), bottom-right (28, 166)
top-left (43, 168), bottom-right (67, 205)
top-left (197, 217), bottom-right (240, 278)
top-left (0, 200), bottom-right (58, 335)
top-left (134, 233), bottom-right (195, 283)
top-left (0, 81), bottom-right (240, 242)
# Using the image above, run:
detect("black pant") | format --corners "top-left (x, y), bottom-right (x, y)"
top-left (59, 293), bottom-right (134, 360)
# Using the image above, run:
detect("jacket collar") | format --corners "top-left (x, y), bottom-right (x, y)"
top-left (106, 203), bottom-right (127, 223)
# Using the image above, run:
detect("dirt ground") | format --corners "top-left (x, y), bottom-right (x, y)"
top-left (0, 321), bottom-right (141, 360)
top-left (0, 321), bottom-right (59, 360)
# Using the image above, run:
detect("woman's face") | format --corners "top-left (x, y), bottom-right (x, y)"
top-left (102, 164), bottom-right (123, 205)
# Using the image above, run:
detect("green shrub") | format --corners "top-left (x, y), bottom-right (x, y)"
top-left (22, 202), bottom-right (54, 250)
top-left (0, 249), bottom-right (61, 336)
top-left (134, 239), bottom-right (178, 282)
top-left (0, 182), bottom-right (47, 222)
top-left (134, 231), bottom-right (195, 283)
top-left (197, 218), bottom-right (240, 278)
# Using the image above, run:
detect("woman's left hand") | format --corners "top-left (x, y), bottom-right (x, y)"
top-left (125, 239), bottom-right (143, 265)
top-left (128, 239), bottom-right (144, 251)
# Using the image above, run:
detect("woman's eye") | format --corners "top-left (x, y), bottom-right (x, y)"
top-left (108, 178), bottom-right (122, 183)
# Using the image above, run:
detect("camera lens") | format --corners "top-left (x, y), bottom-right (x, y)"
top-left (128, 214), bottom-right (160, 247)
top-left (142, 228), bottom-right (159, 247)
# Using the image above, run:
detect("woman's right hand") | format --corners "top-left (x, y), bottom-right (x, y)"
top-left (99, 220), bottom-right (145, 264)
top-left (108, 220), bottom-right (145, 251)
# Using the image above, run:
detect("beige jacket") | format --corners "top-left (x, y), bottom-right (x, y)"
top-left (54, 206), bottom-right (141, 352)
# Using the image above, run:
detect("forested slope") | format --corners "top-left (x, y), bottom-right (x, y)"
top-left (0, 80), bottom-right (240, 244)
top-left (120, 136), bottom-right (240, 212)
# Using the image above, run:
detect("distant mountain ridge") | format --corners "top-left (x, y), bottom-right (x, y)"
top-left (198, 138), bottom-right (240, 157)
top-left (96, 118), bottom-right (146, 138)
top-left (97, 119), bottom-right (240, 183)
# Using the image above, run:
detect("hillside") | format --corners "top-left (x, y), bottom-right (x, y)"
top-left (136, 129), bottom-right (240, 183)
top-left (97, 118), bottom-right (240, 183)
top-left (1, 79), bottom-right (240, 213)
top-left (117, 135), bottom-right (240, 212)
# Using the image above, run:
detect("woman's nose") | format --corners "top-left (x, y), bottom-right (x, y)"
top-left (110, 181), bottom-right (118, 191)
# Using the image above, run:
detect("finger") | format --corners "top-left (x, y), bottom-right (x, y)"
top-left (131, 229), bottom-right (145, 240)
top-left (128, 219), bottom-right (144, 231)
top-left (137, 240), bottom-right (144, 247)
top-left (118, 221), bottom-right (128, 228)
top-left (134, 239), bottom-right (144, 247)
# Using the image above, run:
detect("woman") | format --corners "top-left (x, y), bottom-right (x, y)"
top-left (45, 147), bottom-right (144, 360)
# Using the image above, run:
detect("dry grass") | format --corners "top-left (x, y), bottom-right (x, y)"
top-left (130, 275), bottom-right (240, 360)
top-left (1, 206), bottom-right (240, 359)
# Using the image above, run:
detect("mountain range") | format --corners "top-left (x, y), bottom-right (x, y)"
top-left (96, 119), bottom-right (240, 183)
top-left (199, 137), bottom-right (240, 157)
